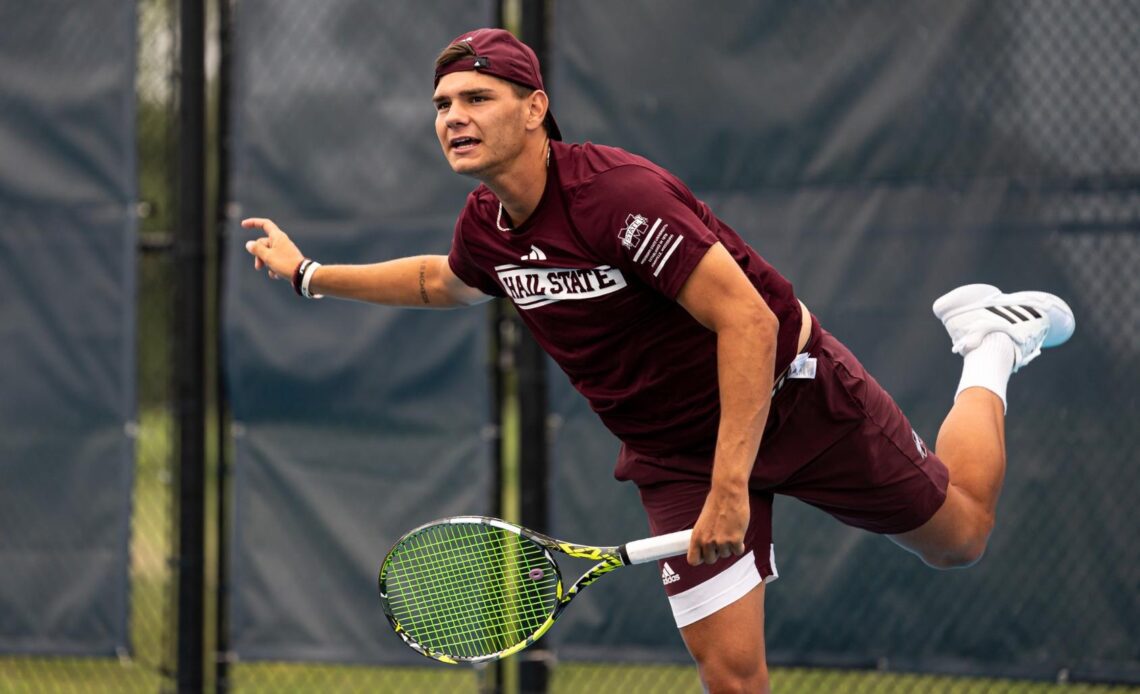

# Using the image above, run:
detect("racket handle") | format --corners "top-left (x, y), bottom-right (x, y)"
top-left (622, 529), bottom-right (693, 565)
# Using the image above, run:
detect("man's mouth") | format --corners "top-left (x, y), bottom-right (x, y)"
top-left (450, 136), bottom-right (481, 153)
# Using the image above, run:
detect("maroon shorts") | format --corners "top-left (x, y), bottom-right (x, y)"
top-left (617, 318), bottom-right (950, 599)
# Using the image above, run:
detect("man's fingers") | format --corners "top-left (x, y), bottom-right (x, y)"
top-left (687, 538), bottom-right (746, 566)
top-left (245, 241), bottom-right (265, 270)
top-left (244, 237), bottom-right (274, 257)
top-left (241, 217), bottom-right (272, 231)
top-left (688, 540), bottom-right (717, 566)
top-left (244, 244), bottom-right (282, 277)
top-left (241, 217), bottom-right (285, 239)
top-left (686, 540), bottom-right (702, 567)
top-left (241, 219), bottom-right (300, 282)
top-left (687, 537), bottom-right (718, 566)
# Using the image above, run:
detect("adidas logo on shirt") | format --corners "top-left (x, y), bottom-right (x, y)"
top-left (520, 245), bottom-right (547, 261)
top-left (661, 562), bottom-right (680, 585)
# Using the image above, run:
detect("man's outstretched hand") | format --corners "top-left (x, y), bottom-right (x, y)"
top-left (242, 217), bottom-right (305, 282)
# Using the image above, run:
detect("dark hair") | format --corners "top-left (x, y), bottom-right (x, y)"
top-left (434, 41), bottom-right (555, 136)
top-left (434, 41), bottom-right (477, 75)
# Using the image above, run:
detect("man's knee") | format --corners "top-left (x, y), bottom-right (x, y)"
top-left (697, 657), bottom-right (770, 694)
top-left (898, 497), bottom-right (994, 570)
top-left (920, 514), bottom-right (993, 569)
top-left (922, 541), bottom-right (987, 569)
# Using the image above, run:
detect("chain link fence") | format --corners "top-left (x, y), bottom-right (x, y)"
top-left (545, 1), bottom-right (1140, 691)
top-left (133, 0), bottom-right (180, 688)
top-left (0, 0), bottom-right (177, 691)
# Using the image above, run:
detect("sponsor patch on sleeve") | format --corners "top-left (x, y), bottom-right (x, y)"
top-left (619, 213), bottom-right (684, 277)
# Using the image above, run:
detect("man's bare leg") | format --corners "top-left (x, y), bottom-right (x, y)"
top-left (889, 284), bottom-right (1074, 568)
top-left (680, 583), bottom-right (769, 694)
top-left (892, 385), bottom-right (1008, 567)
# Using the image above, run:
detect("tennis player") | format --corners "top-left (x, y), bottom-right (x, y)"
top-left (243, 28), bottom-right (1074, 693)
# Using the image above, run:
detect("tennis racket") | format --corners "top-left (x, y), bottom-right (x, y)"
top-left (378, 515), bottom-right (692, 664)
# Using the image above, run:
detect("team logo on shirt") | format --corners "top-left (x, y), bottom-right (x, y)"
top-left (622, 214), bottom-right (685, 278)
top-left (494, 263), bottom-right (627, 310)
top-left (619, 213), bottom-right (649, 249)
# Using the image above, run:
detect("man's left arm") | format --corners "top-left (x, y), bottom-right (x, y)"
top-left (675, 242), bottom-right (779, 567)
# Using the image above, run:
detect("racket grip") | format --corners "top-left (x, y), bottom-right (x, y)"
top-left (622, 529), bottom-right (693, 565)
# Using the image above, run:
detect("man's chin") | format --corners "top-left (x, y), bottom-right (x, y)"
top-left (449, 158), bottom-right (488, 179)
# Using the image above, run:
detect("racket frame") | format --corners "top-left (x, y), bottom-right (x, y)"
top-left (378, 515), bottom-right (690, 664)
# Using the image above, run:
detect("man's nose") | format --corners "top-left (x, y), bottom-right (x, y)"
top-left (445, 103), bottom-right (469, 127)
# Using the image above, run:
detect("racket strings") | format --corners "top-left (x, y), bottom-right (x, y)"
top-left (383, 523), bottom-right (560, 659)
top-left (388, 525), bottom-right (556, 656)
top-left (406, 531), bottom-right (546, 651)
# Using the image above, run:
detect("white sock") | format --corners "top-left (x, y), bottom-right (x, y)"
top-left (955, 332), bottom-right (1016, 412)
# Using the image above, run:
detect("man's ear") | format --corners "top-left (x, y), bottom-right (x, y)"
top-left (526, 90), bottom-right (550, 132)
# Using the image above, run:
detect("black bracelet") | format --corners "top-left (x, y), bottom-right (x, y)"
top-left (292, 258), bottom-right (312, 296)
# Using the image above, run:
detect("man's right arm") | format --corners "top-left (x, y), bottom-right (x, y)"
top-left (242, 217), bottom-right (490, 308)
top-left (308, 255), bottom-right (490, 308)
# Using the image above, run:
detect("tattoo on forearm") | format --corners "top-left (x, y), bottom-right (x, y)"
top-left (418, 259), bottom-right (430, 304)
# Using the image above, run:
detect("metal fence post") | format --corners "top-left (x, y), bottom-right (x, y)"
top-left (175, 0), bottom-right (207, 689)
top-left (213, 0), bottom-right (235, 691)
top-left (514, 7), bottom-right (553, 692)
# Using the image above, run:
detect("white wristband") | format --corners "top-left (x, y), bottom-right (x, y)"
top-left (300, 260), bottom-right (323, 299)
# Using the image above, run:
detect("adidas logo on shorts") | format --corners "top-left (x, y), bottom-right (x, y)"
top-left (661, 562), bottom-right (681, 585)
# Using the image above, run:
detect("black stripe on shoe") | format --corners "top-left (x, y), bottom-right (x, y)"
top-left (1005, 306), bottom-right (1030, 321)
top-left (986, 306), bottom-right (1018, 324)
top-left (1020, 304), bottom-right (1041, 318)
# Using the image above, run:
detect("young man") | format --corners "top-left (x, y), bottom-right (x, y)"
top-left (243, 28), bottom-right (1074, 693)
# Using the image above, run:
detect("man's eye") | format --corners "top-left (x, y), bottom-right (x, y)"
top-left (435, 102), bottom-right (449, 112)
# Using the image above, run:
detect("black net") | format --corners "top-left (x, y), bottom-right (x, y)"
top-left (0, 0), bottom-right (177, 690)
top-left (547, 0), bottom-right (1140, 689)
top-left (221, 1), bottom-right (494, 691)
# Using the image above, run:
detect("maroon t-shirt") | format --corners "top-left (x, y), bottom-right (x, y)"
top-left (448, 141), bottom-right (801, 457)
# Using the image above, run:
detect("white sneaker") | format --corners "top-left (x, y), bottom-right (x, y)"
top-left (933, 283), bottom-right (1075, 372)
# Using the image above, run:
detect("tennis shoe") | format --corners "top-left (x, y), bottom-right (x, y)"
top-left (933, 283), bottom-right (1075, 372)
